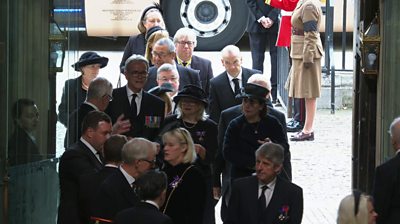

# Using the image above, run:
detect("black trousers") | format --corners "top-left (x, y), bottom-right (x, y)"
top-left (293, 98), bottom-right (306, 125)
top-left (249, 31), bottom-right (278, 100)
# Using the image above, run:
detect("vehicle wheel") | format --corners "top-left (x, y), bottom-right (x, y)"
top-left (162, 0), bottom-right (249, 51)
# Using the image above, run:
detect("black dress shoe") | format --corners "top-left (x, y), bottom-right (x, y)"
top-left (287, 121), bottom-right (303, 133)
top-left (290, 131), bottom-right (314, 141)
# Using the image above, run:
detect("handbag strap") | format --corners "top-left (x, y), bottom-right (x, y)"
top-left (162, 164), bottom-right (194, 213)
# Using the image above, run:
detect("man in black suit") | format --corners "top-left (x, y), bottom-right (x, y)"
top-left (174, 27), bottom-right (213, 97)
top-left (373, 117), bottom-right (400, 224)
top-left (209, 45), bottom-right (261, 123)
top-left (65, 77), bottom-right (113, 147)
top-left (8, 98), bottom-right (42, 166)
top-left (246, 0), bottom-right (280, 102)
top-left (143, 38), bottom-right (201, 91)
top-left (226, 142), bottom-right (303, 224)
top-left (57, 111), bottom-right (112, 224)
top-left (114, 170), bottom-right (173, 224)
top-left (213, 74), bottom-right (291, 221)
top-left (91, 137), bottom-right (158, 222)
top-left (78, 134), bottom-right (127, 224)
top-left (106, 54), bottom-right (165, 141)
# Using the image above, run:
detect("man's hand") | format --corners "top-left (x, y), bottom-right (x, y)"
top-left (194, 144), bottom-right (206, 160)
top-left (261, 17), bottom-right (274, 29)
top-left (257, 137), bottom-right (271, 145)
top-left (112, 114), bottom-right (131, 135)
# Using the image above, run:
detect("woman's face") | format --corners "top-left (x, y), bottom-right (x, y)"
top-left (367, 200), bottom-right (377, 224)
top-left (180, 98), bottom-right (202, 118)
top-left (242, 97), bottom-right (263, 120)
top-left (143, 11), bottom-right (164, 31)
top-left (163, 135), bottom-right (186, 166)
top-left (81, 63), bottom-right (101, 80)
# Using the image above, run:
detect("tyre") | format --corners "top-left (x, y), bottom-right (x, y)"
top-left (162, 0), bottom-right (249, 51)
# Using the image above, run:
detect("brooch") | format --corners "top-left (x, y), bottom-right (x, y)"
top-left (169, 175), bottom-right (181, 189)
top-left (278, 205), bottom-right (290, 222)
top-left (196, 131), bottom-right (206, 142)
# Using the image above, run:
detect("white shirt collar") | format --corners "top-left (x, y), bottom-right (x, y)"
top-left (126, 86), bottom-right (143, 99)
top-left (120, 166), bottom-right (136, 186)
top-left (144, 200), bottom-right (159, 209)
top-left (84, 101), bottom-right (99, 111)
top-left (396, 148), bottom-right (400, 155)
top-left (259, 177), bottom-right (277, 192)
top-left (80, 137), bottom-right (102, 164)
top-left (227, 68), bottom-right (243, 81)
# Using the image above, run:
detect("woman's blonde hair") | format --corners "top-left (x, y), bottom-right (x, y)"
top-left (337, 193), bottom-right (371, 224)
top-left (145, 30), bottom-right (170, 63)
top-left (176, 100), bottom-right (207, 121)
top-left (162, 127), bottom-right (196, 164)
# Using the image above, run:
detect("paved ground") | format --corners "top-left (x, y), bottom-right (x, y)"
top-left (56, 50), bottom-right (353, 223)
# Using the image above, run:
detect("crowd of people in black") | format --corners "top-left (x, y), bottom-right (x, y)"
top-left (5, 1), bottom-right (392, 224)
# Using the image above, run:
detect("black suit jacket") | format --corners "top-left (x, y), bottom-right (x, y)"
top-left (65, 103), bottom-right (96, 148)
top-left (58, 76), bottom-right (87, 127)
top-left (105, 86), bottom-right (165, 140)
top-left (246, 0), bottom-right (280, 33)
top-left (114, 202), bottom-right (173, 224)
top-left (223, 114), bottom-right (289, 180)
top-left (214, 104), bottom-right (290, 188)
top-left (58, 140), bottom-right (104, 224)
top-left (8, 126), bottom-right (41, 166)
top-left (208, 67), bottom-right (261, 123)
top-left (373, 153), bottom-right (400, 224)
top-left (144, 64), bottom-right (201, 91)
top-left (226, 176), bottom-right (303, 224)
top-left (78, 166), bottom-right (118, 224)
top-left (120, 33), bottom-right (146, 72)
top-left (177, 55), bottom-right (213, 97)
top-left (91, 169), bottom-right (140, 221)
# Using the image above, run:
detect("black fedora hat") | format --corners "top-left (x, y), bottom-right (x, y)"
top-left (237, 83), bottom-right (269, 101)
top-left (148, 82), bottom-right (174, 96)
top-left (173, 84), bottom-right (208, 107)
top-left (72, 52), bottom-right (109, 71)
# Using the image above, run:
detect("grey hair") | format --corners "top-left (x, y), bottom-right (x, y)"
top-left (173, 27), bottom-right (197, 47)
top-left (390, 117), bottom-right (400, 143)
top-left (157, 63), bottom-right (179, 80)
top-left (247, 74), bottom-right (272, 91)
top-left (154, 37), bottom-right (176, 53)
top-left (124, 54), bottom-right (150, 73)
top-left (121, 137), bottom-right (157, 164)
top-left (255, 142), bottom-right (284, 165)
top-left (86, 77), bottom-right (113, 100)
top-left (221, 45), bottom-right (241, 58)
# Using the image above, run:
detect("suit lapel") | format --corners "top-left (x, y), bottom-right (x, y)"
top-left (264, 178), bottom-right (285, 223)
top-left (78, 141), bottom-right (103, 170)
top-left (221, 72), bottom-right (236, 98)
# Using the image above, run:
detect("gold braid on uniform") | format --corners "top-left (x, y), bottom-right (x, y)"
top-left (265, 0), bottom-right (271, 5)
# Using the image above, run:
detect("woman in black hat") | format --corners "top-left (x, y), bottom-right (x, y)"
top-left (159, 84), bottom-right (218, 224)
top-left (223, 83), bottom-right (289, 181)
top-left (148, 82), bottom-right (174, 116)
top-left (119, 4), bottom-right (165, 72)
top-left (58, 51), bottom-right (108, 127)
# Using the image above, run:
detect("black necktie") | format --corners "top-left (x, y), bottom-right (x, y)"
top-left (96, 151), bottom-right (104, 164)
top-left (131, 94), bottom-right (137, 116)
top-left (232, 78), bottom-right (240, 95)
top-left (258, 185), bottom-right (268, 219)
top-left (182, 61), bottom-right (187, 67)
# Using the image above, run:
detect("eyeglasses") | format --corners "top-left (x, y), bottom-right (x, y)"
top-left (158, 77), bottom-right (178, 82)
top-left (103, 94), bottom-right (113, 102)
top-left (140, 158), bottom-right (157, 166)
top-left (126, 70), bottom-right (148, 77)
top-left (177, 41), bottom-right (195, 46)
top-left (151, 51), bottom-right (170, 58)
